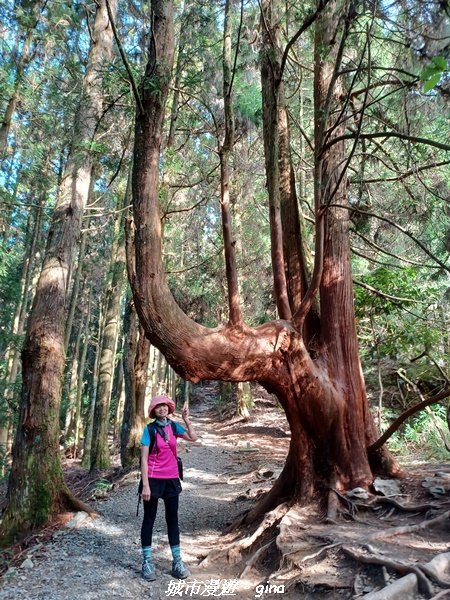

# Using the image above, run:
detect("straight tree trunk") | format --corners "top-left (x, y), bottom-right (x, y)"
top-left (64, 228), bottom-right (89, 353)
top-left (1, 191), bottom-right (44, 450)
top-left (90, 187), bottom-right (127, 471)
top-left (0, 0), bottom-right (117, 542)
top-left (112, 361), bottom-right (125, 444)
top-left (0, 0), bottom-right (46, 157)
top-left (81, 309), bottom-right (102, 469)
top-left (68, 285), bottom-right (92, 454)
top-left (120, 297), bottom-right (150, 467)
top-left (219, 0), bottom-right (242, 325)
top-left (63, 301), bottom-right (83, 439)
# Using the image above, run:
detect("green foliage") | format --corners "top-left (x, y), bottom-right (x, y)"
top-left (355, 267), bottom-right (430, 316)
top-left (89, 478), bottom-right (113, 500)
top-left (387, 405), bottom-right (450, 461)
top-left (234, 73), bottom-right (262, 125)
top-left (420, 56), bottom-right (448, 92)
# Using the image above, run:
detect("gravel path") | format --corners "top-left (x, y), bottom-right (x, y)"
top-left (0, 408), bottom-right (258, 600)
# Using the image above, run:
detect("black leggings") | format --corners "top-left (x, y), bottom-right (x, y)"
top-left (141, 495), bottom-right (180, 547)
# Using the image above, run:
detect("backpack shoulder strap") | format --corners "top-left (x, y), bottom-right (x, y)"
top-left (147, 422), bottom-right (157, 453)
top-left (148, 420), bottom-right (178, 453)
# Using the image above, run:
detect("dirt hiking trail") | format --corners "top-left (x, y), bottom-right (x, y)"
top-left (1, 390), bottom-right (450, 600)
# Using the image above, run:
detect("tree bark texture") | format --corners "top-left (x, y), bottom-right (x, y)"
top-left (120, 297), bottom-right (150, 468)
top-left (219, 0), bottom-right (242, 326)
top-left (1, 191), bottom-right (44, 433)
top-left (130, 0), bottom-right (398, 519)
top-left (1, 0), bottom-right (116, 541)
top-left (90, 189), bottom-right (126, 471)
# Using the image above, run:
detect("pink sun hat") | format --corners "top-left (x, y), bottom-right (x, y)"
top-left (148, 395), bottom-right (175, 417)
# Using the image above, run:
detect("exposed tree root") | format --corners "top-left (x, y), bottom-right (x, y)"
top-left (329, 488), bottom-right (359, 520)
top-left (370, 496), bottom-right (442, 513)
top-left (370, 509), bottom-right (450, 540)
top-left (61, 488), bottom-right (97, 516)
top-left (239, 539), bottom-right (274, 578)
top-left (201, 503), bottom-right (290, 568)
top-left (227, 477), bottom-right (292, 531)
top-left (342, 545), bottom-right (435, 598)
top-left (420, 563), bottom-right (450, 589)
top-left (297, 541), bottom-right (342, 563)
top-left (328, 486), bottom-right (447, 526)
top-left (431, 590), bottom-right (450, 600)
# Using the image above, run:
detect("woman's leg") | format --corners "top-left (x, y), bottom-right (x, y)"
top-left (164, 495), bottom-right (189, 578)
top-left (163, 495), bottom-right (180, 547)
top-left (141, 495), bottom-right (159, 580)
top-left (141, 496), bottom-right (159, 548)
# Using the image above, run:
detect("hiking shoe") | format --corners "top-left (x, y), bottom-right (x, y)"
top-left (141, 560), bottom-right (156, 581)
top-left (171, 559), bottom-right (190, 579)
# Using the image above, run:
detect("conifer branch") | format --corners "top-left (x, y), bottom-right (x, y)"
top-left (104, 0), bottom-right (145, 115)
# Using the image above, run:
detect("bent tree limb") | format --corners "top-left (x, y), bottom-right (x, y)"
top-left (368, 388), bottom-right (450, 453)
top-left (131, 0), bottom-right (399, 526)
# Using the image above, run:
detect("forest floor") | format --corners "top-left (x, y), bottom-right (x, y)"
top-left (1, 385), bottom-right (450, 600)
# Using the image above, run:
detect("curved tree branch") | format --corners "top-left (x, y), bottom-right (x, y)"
top-left (323, 131), bottom-right (450, 154)
top-left (105, 0), bottom-right (144, 115)
top-left (368, 388), bottom-right (450, 452)
top-left (279, 0), bottom-right (330, 81)
top-left (330, 204), bottom-right (450, 273)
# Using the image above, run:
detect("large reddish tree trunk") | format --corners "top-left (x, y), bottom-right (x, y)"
top-left (130, 0), bottom-right (398, 525)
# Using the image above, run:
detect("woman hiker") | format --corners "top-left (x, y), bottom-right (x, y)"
top-left (140, 394), bottom-right (198, 581)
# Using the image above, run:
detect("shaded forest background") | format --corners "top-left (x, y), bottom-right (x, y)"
top-left (0, 0), bottom-right (449, 536)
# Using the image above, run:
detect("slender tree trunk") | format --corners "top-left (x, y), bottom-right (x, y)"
top-left (0, 0), bottom-right (46, 157)
top-left (63, 302), bottom-right (83, 439)
top-left (69, 286), bottom-right (92, 454)
top-left (0, 0), bottom-right (116, 542)
top-left (219, 0), bottom-right (242, 325)
top-left (120, 297), bottom-right (150, 467)
top-left (112, 361), bottom-right (125, 444)
top-left (260, 0), bottom-right (291, 320)
top-left (64, 228), bottom-right (89, 353)
top-left (1, 192), bottom-right (44, 449)
top-left (81, 311), bottom-right (102, 469)
top-left (90, 187), bottom-right (127, 470)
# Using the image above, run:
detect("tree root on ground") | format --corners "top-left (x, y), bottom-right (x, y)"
top-left (326, 487), bottom-right (447, 524)
top-left (369, 497), bottom-right (443, 513)
top-left (200, 503), bottom-right (290, 568)
top-left (342, 545), bottom-right (435, 597)
top-left (202, 494), bottom-right (450, 596)
top-left (239, 538), bottom-right (275, 578)
top-left (430, 590), bottom-right (450, 599)
top-left (370, 509), bottom-right (450, 540)
top-left (61, 488), bottom-right (97, 516)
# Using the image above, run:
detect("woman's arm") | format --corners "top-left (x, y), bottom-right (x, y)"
top-left (141, 444), bottom-right (151, 500)
top-left (181, 405), bottom-right (198, 442)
